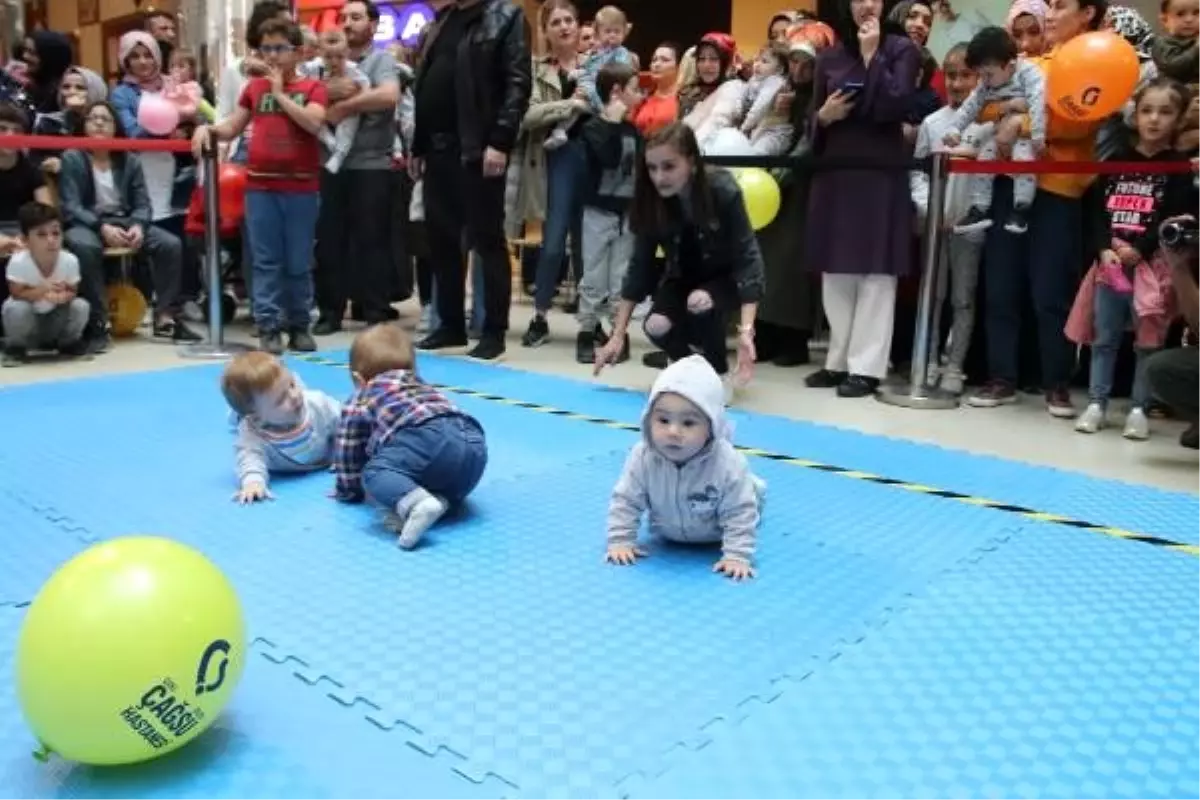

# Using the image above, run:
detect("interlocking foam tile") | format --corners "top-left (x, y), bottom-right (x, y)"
top-left (0, 362), bottom-right (630, 531)
top-left (623, 528), bottom-right (1200, 800)
top-left (370, 354), bottom-right (1199, 545)
top-left (141, 449), bottom-right (1025, 799)
top-left (0, 610), bottom-right (509, 799)
top-left (0, 487), bottom-right (93, 606)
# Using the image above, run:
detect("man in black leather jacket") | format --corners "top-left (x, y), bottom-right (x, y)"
top-left (409, 0), bottom-right (532, 361)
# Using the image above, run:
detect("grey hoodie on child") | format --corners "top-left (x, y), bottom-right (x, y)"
top-left (607, 355), bottom-right (764, 564)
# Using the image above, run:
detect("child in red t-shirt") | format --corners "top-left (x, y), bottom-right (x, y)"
top-left (192, 19), bottom-right (328, 355)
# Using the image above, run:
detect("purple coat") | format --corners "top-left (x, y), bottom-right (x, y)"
top-left (805, 35), bottom-right (920, 277)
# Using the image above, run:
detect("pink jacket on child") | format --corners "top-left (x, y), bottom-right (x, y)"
top-left (1065, 238), bottom-right (1177, 349)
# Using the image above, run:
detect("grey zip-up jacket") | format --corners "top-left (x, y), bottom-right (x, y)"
top-left (607, 356), bottom-right (764, 564)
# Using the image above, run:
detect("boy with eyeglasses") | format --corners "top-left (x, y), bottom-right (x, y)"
top-left (192, 19), bottom-right (327, 355)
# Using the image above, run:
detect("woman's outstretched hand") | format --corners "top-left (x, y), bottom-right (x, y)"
top-left (733, 327), bottom-right (756, 388)
top-left (592, 333), bottom-right (627, 377)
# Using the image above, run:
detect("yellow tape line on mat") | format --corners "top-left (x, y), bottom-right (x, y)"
top-left (295, 354), bottom-right (1199, 558)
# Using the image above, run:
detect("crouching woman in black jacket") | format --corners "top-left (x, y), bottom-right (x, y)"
top-left (593, 122), bottom-right (765, 385)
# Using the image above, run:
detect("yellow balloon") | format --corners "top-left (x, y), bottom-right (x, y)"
top-left (107, 282), bottom-right (147, 338)
top-left (16, 537), bottom-right (246, 766)
top-left (733, 167), bottom-right (782, 231)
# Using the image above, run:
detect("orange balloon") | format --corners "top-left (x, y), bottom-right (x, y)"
top-left (1046, 31), bottom-right (1140, 122)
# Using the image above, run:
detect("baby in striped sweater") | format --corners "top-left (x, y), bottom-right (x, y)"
top-left (221, 352), bottom-right (343, 504)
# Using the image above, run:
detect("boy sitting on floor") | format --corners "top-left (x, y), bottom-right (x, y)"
top-left (2, 202), bottom-right (90, 366)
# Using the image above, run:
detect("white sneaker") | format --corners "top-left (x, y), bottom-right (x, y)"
top-left (939, 369), bottom-right (966, 396)
top-left (1074, 402), bottom-right (1105, 434)
top-left (1122, 407), bottom-right (1150, 440)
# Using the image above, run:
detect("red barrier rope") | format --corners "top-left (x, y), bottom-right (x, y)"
top-left (0, 134), bottom-right (193, 154)
top-left (947, 158), bottom-right (1197, 176)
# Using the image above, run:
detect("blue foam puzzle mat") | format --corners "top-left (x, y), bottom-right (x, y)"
top-left (174, 451), bottom-right (1034, 798)
top-left (372, 353), bottom-right (1200, 545)
top-left (0, 356), bottom-right (1196, 799)
top-left (0, 488), bottom-right (93, 606)
top-left (0, 610), bottom-right (509, 799)
top-left (623, 528), bottom-right (1200, 799)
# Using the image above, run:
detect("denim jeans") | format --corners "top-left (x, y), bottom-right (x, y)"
top-left (532, 138), bottom-right (585, 314)
top-left (1089, 282), bottom-right (1154, 408)
top-left (428, 253), bottom-right (485, 333)
top-left (983, 181), bottom-right (1083, 389)
top-left (245, 190), bottom-right (320, 332)
top-left (362, 414), bottom-right (488, 509)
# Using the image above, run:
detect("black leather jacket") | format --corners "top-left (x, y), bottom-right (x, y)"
top-left (622, 169), bottom-right (767, 306)
top-left (412, 0), bottom-right (532, 160)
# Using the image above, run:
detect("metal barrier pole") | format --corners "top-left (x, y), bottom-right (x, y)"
top-left (180, 145), bottom-right (252, 359)
top-left (877, 152), bottom-right (958, 410)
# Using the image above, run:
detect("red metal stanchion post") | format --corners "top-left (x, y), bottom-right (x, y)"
top-left (179, 144), bottom-right (252, 359)
top-left (877, 152), bottom-right (959, 410)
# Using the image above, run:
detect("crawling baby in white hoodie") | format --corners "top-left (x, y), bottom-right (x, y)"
top-left (605, 355), bottom-right (767, 580)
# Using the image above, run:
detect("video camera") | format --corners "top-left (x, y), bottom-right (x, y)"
top-left (1160, 217), bottom-right (1198, 250)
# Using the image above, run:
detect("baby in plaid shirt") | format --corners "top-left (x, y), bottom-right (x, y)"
top-left (332, 324), bottom-right (488, 549)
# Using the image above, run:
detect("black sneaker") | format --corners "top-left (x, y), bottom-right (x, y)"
top-left (575, 329), bottom-right (596, 364)
top-left (593, 323), bottom-right (610, 348)
top-left (416, 329), bottom-right (469, 352)
top-left (953, 206), bottom-right (993, 234)
top-left (259, 330), bottom-right (284, 355)
top-left (467, 336), bottom-right (506, 361)
top-left (521, 316), bottom-right (550, 348)
top-left (59, 339), bottom-right (90, 358)
top-left (2, 347), bottom-right (27, 367)
top-left (1181, 423), bottom-right (1198, 450)
top-left (85, 334), bottom-right (111, 355)
top-left (804, 368), bottom-right (848, 388)
top-left (288, 328), bottom-right (317, 352)
top-left (642, 350), bottom-right (669, 369)
top-left (312, 316), bottom-right (342, 336)
top-left (967, 379), bottom-right (1018, 408)
top-left (1004, 205), bottom-right (1030, 234)
top-left (172, 319), bottom-right (203, 342)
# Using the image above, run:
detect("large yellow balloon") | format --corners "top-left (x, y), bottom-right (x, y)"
top-left (733, 168), bottom-right (782, 231)
top-left (16, 537), bottom-right (246, 766)
top-left (107, 282), bottom-right (147, 338)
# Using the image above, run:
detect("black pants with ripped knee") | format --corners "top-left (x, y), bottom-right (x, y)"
top-left (644, 278), bottom-right (736, 375)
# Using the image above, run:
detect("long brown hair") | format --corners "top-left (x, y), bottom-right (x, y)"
top-left (629, 122), bottom-right (714, 235)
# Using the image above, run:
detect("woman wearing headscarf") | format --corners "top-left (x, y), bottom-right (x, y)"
top-left (754, 21), bottom-right (834, 367)
top-left (803, 0), bottom-right (920, 398)
top-left (32, 67), bottom-right (108, 171)
top-left (110, 31), bottom-right (197, 244)
top-left (1006, 0), bottom-right (1050, 56)
top-left (679, 32), bottom-right (743, 133)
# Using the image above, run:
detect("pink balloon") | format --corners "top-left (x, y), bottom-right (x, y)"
top-left (137, 95), bottom-right (180, 136)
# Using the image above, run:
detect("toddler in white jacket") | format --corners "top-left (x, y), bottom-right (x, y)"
top-left (221, 352), bottom-right (343, 504)
top-left (605, 355), bottom-right (766, 580)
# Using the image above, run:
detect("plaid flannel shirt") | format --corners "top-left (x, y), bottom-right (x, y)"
top-left (332, 370), bottom-right (459, 501)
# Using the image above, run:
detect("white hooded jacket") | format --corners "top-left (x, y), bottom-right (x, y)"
top-left (607, 356), bottom-right (763, 563)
